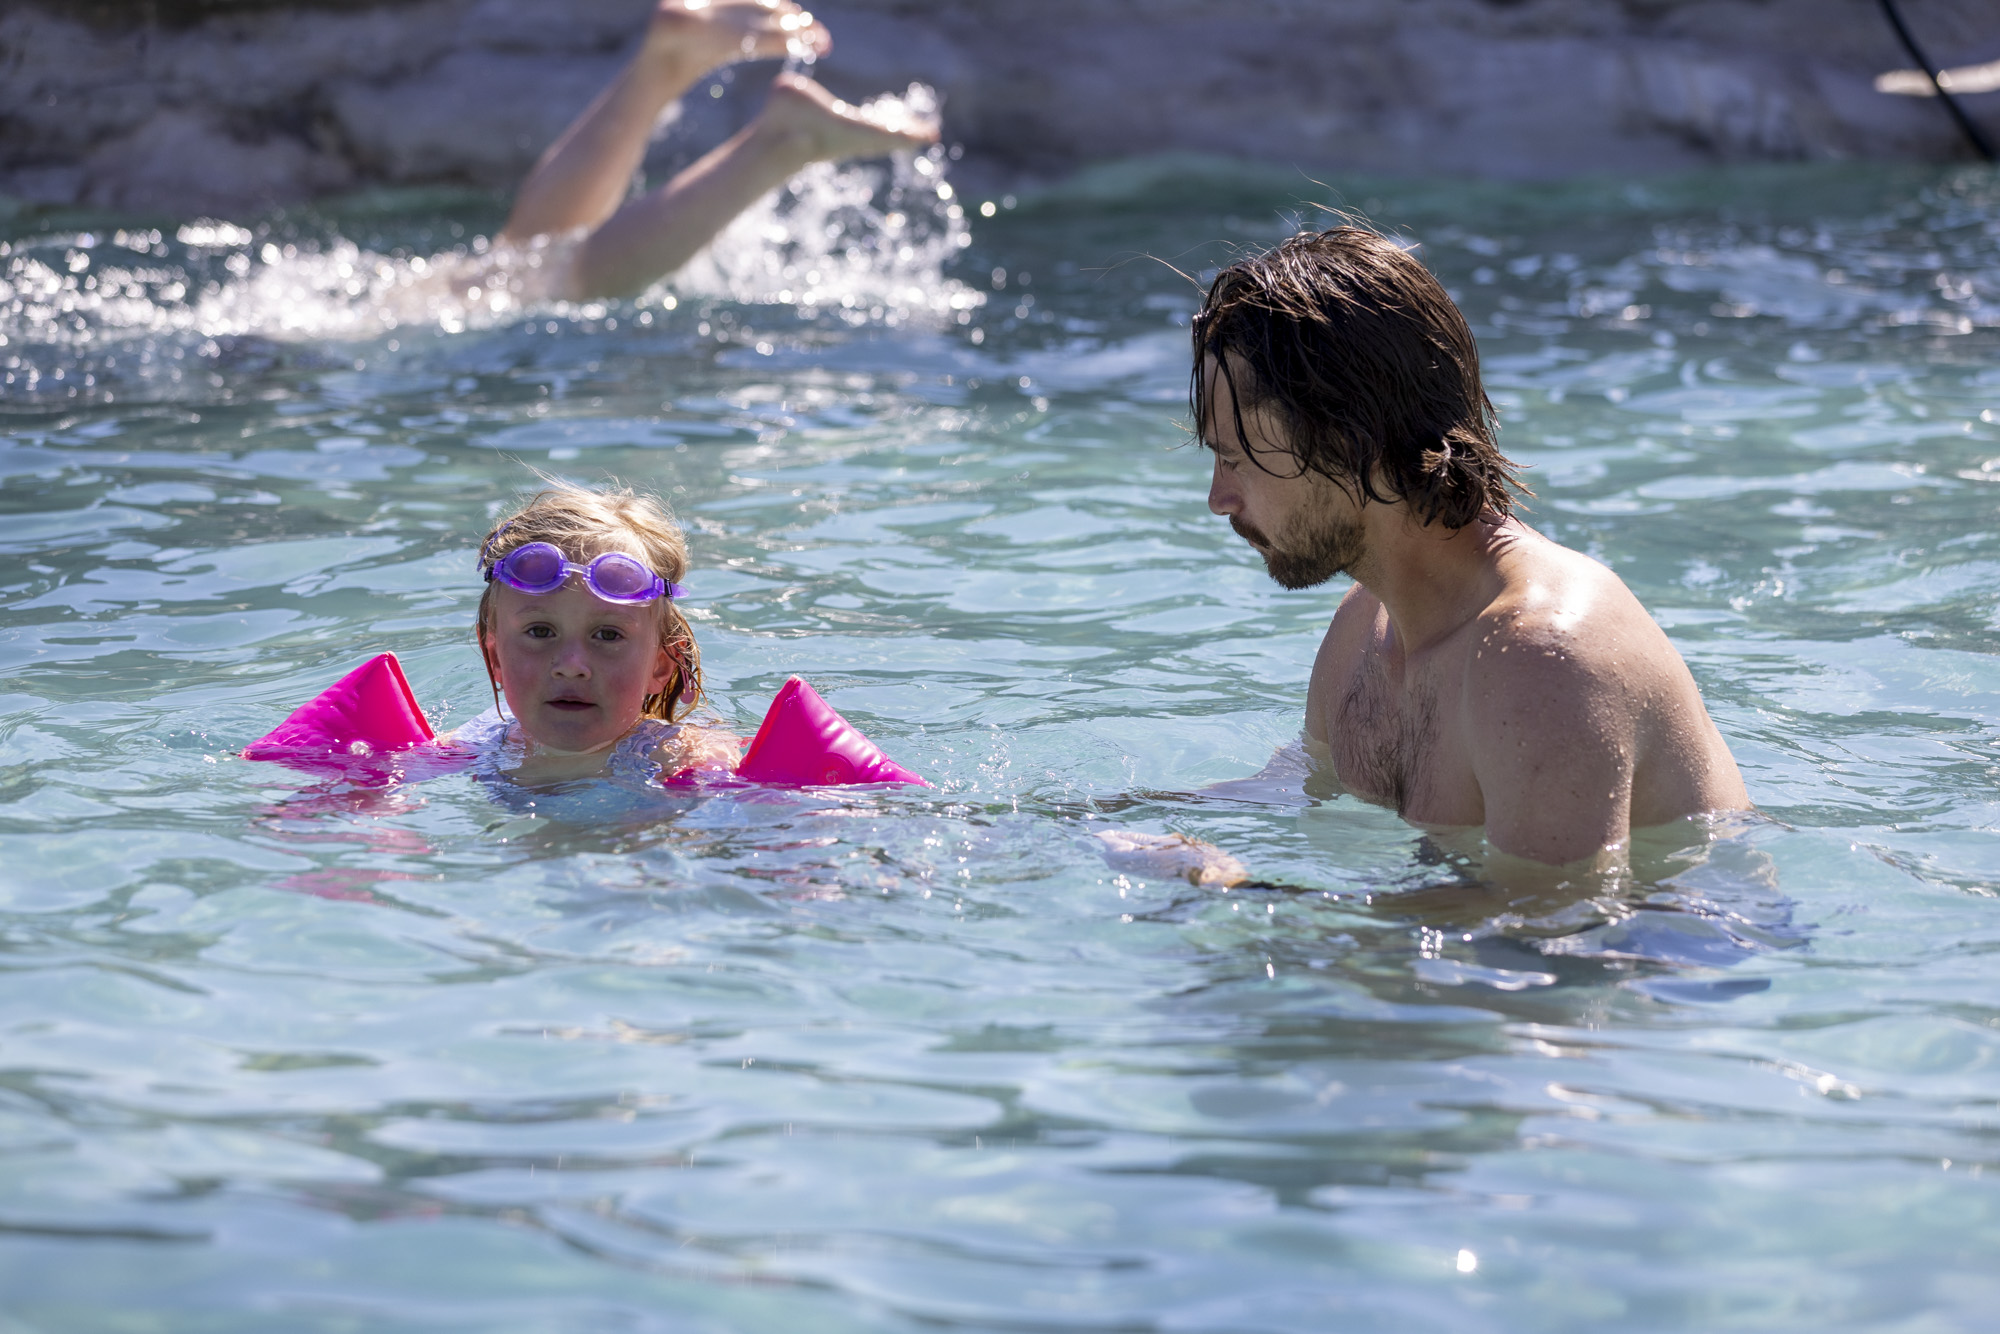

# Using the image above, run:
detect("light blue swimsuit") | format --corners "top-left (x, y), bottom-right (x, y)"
top-left (453, 708), bottom-right (686, 814)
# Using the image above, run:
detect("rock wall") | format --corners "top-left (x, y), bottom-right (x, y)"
top-left (2, 0), bottom-right (1994, 217)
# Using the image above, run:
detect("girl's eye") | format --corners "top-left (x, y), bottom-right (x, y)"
top-left (592, 627), bottom-right (624, 642)
top-left (525, 624), bottom-right (555, 639)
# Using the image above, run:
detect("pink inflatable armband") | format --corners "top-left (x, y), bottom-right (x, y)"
top-left (732, 677), bottom-right (927, 787)
top-left (244, 653), bottom-right (436, 767)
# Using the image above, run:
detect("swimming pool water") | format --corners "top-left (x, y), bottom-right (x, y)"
top-left (1, 160), bottom-right (1997, 1331)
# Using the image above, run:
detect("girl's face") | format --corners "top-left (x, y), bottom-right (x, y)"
top-left (480, 579), bottom-right (675, 755)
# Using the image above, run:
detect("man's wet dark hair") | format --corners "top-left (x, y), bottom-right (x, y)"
top-left (1190, 226), bottom-right (1527, 530)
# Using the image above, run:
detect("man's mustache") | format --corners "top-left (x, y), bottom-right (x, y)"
top-left (1229, 516), bottom-right (1271, 548)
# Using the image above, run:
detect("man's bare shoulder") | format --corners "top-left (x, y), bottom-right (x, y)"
top-left (1323, 580), bottom-right (1385, 656)
top-left (1472, 529), bottom-right (1666, 680)
top-left (1466, 525), bottom-right (1748, 828)
top-left (1461, 534), bottom-right (1669, 749)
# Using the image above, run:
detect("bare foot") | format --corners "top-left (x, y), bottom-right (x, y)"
top-left (1095, 830), bottom-right (1248, 889)
top-left (645, 0), bottom-right (830, 78)
top-left (753, 72), bottom-right (940, 165)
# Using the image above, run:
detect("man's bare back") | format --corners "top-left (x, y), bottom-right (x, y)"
top-left (1305, 517), bottom-right (1746, 865)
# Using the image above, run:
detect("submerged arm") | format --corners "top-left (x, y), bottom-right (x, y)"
top-left (1084, 738), bottom-right (1326, 888)
top-left (654, 721), bottom-right (745, 780)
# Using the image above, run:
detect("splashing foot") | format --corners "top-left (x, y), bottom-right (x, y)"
top-left (755, 72), bottom-right (940, 166)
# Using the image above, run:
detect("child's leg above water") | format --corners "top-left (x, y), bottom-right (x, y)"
top-left (502, 0), bottom-right (939, 301)
top-left (502, 0), bottom-right (828, 242)
top-left (569, 73), bottom-right (937, 298)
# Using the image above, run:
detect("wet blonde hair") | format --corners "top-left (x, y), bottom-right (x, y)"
top-left (475, 479), bottom-right (702, 724)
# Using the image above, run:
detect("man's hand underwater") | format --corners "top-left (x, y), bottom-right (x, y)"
top-left (1094, 830), bottom-right (1247, 889)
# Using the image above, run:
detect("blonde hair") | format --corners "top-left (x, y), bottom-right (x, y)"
top-left (475, 479), bottom-right (702, 723)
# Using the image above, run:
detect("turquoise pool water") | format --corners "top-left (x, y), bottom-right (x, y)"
top-left (1, 159), bottom-right (1997, 1331)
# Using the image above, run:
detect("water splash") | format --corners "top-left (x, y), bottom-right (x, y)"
top-left (0, 227), bottom-right (570, 400)
top-left (670, 88), bottom-right (981, 327)
top-left (3, 225), bottom-right (561, 341)
top-left (0, 84), bottom-right (977, 401)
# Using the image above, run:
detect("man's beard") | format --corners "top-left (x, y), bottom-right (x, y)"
top-left (1231, 512), bottom-right (1365, 589)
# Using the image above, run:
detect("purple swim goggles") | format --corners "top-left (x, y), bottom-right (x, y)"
top-left (484, 541), bottom-right (685, 604)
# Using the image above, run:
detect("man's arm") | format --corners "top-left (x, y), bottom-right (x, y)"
top-left (1190, 737), bottom-right (1317, 806)
top-left (1467, 627), bottom-right (1635, 867)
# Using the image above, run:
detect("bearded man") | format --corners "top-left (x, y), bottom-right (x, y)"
top-left (1112, 226), bottom-right (1748, 879)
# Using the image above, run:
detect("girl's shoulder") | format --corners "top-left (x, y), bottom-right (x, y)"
top-left (621, 717), bottom-right (742, 784)
top-left (441, 707), bottom-right (526, 781)
top-left (445, 707), bottom-right (516, 753)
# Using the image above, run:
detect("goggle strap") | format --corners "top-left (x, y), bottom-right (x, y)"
top-left (477, 519), bottom-right (515, 572)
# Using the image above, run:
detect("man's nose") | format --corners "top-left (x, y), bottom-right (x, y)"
top-left (1207, 457), bottom-right (1238, 515)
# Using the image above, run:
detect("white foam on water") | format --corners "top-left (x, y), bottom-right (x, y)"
top-left (0, 227), bottom-right (570, 348)
top-left (669, 88), bottom-right (982, 326)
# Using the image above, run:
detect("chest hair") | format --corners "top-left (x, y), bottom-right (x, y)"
top-left (1332, 656), bottom-right (1441, 816)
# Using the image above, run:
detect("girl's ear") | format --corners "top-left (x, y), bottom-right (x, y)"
top-left (476, 625), bottom-right (509, 717)
top-left (647, 639), bottom-right (677, 697)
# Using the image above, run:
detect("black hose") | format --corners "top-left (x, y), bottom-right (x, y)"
top-left (1876, 0), bottom-right (1997, 162)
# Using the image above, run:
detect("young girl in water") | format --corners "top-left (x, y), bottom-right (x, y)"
top-left (462, 481), bottom-right (740, 784)
top-left (503, 0), bottom-right (938, 300)
top-left (465, 486), bottom-right (1236, 875)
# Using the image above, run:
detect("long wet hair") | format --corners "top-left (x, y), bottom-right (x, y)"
top-left (1190, 226), bottom-right (1527, 530)
top-left (475, 480), bottom-right (702, 724)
